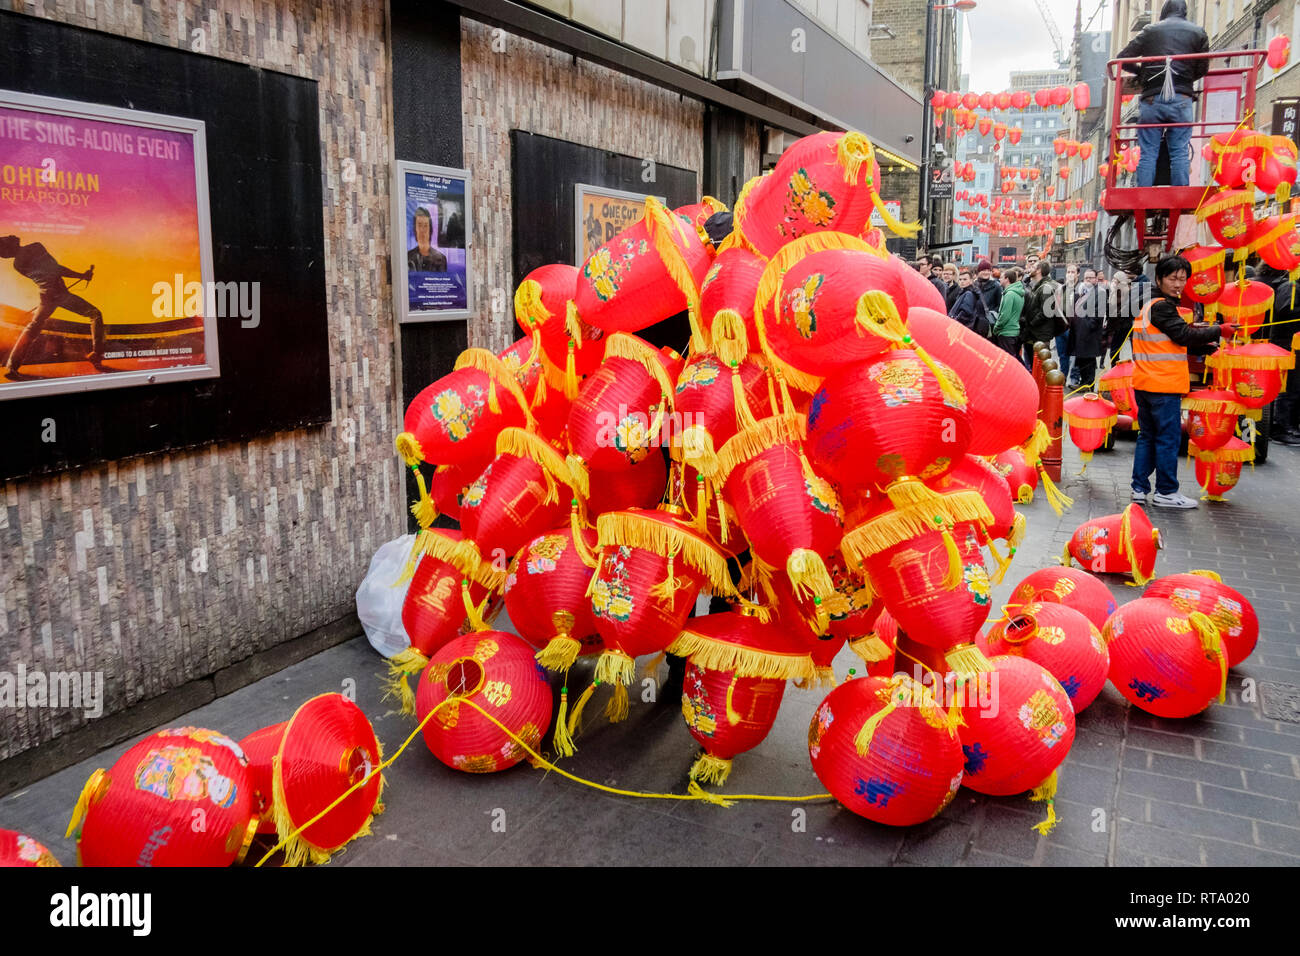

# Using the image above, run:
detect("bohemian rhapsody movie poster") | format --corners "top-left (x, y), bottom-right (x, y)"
top-left (0, 95), bottom-right (212, 396)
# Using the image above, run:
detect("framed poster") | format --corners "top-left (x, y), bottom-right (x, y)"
top-left (574, 183), bottom-right (665, 266)
top-left (392, 161), bottom-right (472, 323)
top-left (0, 90), bottom-right (217, 399)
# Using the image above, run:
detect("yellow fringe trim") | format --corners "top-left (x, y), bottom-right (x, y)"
top-left (686, 778), bottom-right (737, 806)
top-left (395, 431), bottom-right (424, 468)
top-left (718, 172), bottom-right (766, 256)
top-left (595, 509), bottom-right (737, 596)
top-left (497, 427), bottom-right (573, 505)
top-left (1195, 189), bottom-right (1252, 222)
top-left (840, 489), bottom-right (993, 562)
top-left (513, 278), bottom-right (550, 330)
top-left (1190, 568), bottom-right (1223, 583)
top-left (644, 197), bottom-right (708, 353)
top-left (1065, 412), bottom-right (1119, 431)
top-left (688, 752), bottom-right (733, 786)
top-left (1192, 443), bottom-right (1255, 464)
top-left (1189, 611), bottom-right (1228, 704)
top-left (454, 348), bottom-right (537, 429)
top-left (603, 331), bottom-right (678, 412)
top-left (711, 308), bottom-right (750, 367)
top-left (1016, 482), bottom-right (1035, 504)
top-left (848, 635), bottom-right (893, 664)
top-left (730, 366), bottom-right (761, 433)
top-left (409, 467), bottom-right (437, 531)
top-left (564, 681), bottom-right (599, 742)
top-left (1023, 419), bottom-right (1052, 469)
top-left (1029, 769), bottom-right (1059, 835)
top-left (399, 529), bottom-right (505, 592)
top-left (536, 635), bottom-right (583, 672)
top-left (570, 504), bottom-right (599, 568)
top-left (1206, 350), bottom-right (1295, 372)
top-left (1119, 504), bottom-right (1154, 586)
top-left (565, 454), bottom-right (591, 503)
top-left (65, 768), bottom-right (107, 839)
top-left (944, 643), bottom-right (993, 678)
top-left (714, 413), bottom-right (806, 487)
top-left (381, 647), bottom-right (429, 717)
top-left (753, 232), bottom-right (880, 350)
top-left (594, 650), bottom-right (636, 723)
top-left (1186, 247), bottom-right (1226, 272)
top-left (270, 754), bottom-right (331, 867)
top-left (666, 631), bottom-right (815, 682)
top-left (1182, 394), bottom-right (1245, 414)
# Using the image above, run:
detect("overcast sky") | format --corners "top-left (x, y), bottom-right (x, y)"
top-left (961, 0), bottom-right (1115, 91)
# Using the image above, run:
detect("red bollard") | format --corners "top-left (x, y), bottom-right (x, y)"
top-left (1043, 369), bottom-right (1065, 483)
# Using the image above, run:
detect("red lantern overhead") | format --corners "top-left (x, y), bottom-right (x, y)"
top-left (1196, 188), bottom-right (1256, 257)
top-left (996, 91), bottom-right (1012, 110)
top-left (1268, 33), bottom-right (1292, 70)
top-left (978, 92), bottom-right (994, 110)
top-left (1103, 597), bottom-right (1227, 717)
top-left (1034, 88), bottom-right (1051, 108)
top-left (962, 92), bottom-right (979, 109)
top-left (1250, 214), bottom-right (1300, 278)
top-left (1073, 81), bottom-right (1092, 110)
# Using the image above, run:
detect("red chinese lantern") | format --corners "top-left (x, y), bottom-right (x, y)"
top-left (1103, 598), bottom-right (1227, 717)
top-left (239, 694), bottom-right (382, 866)
top-left (1009, 126), bottom-right (1023, 145)
top-left (944, 91), bottom-right (962, 109)
top-left (978, 92), bottom-right (994, 111)
top-left (1001, 181), bottom-right (1014, 194)
top-left (1097, 361), bottom-right (1137, 418)
top-left (714, 414), bottom-right (843, 605)
top-left (1063, 392), bottom-right (1119, 472)
top-left (978, 117), bottom-right (992, 136)
top-left (1191, 435), bottom-right (1254, 500)
top-left (1250, 215), bottom-right (1300, 286)
top-left (962, 92), bottom-right (979, 109)
top-left (1058, 166), bottom-right (1070, 180)
top-left (1064, 503), bottom-right (1162, 585)
top-left (905, 307), bottom-right (1039, 454)
top-left (1207, 341), bottom-right (1295, 411)
top-left (979, 602), bottom-right (1109, 712)
top-left (1066, 141), bottom-right (1080, 157)
top-left (753, 239), bottom-right (904, 383)
top-left (819, 547), bottom-right (886, 645)
top-left (1074, 82), bottom-right (1091, 110)
top-left (671, 610), bottom-right (813, 785)
top-left (1098, 161), bottom-right (1110, 178)
top-left (1144, 571), bottom-right (1258, 667)
top-left (1046, 185), bottom-right (1055, 197)
top-left (807, 348), bottom-right (970, 501)
top-left (1011, 90), bottom-right (1031, 109)
top-left (1034, 88), bottom-right (1051, 108)
top-left (514, 263), bottom-right (578, 371)
top-left (954, 656), bottom-right (1074, 831)
top-left (1196, 188), bottom-right (1256, 257)
top-left (415, 631), bottom-right (553, 772)
top-left (459, 429), bottom-right (575, 562)
top-left (585, 450), bottom-right (668, 515)
top-left (808, 675), bottom-right (964, 826)
top-left (700, 246), bottom-right (767, 366)
top-left (68, 727), bottom-right (258, 867)
top-left (1256, 136), bottom-right (1298, 202)
top-left (673, 352), bottom-right (773, 473)
top-left (994, 123), bottom-right (1007, 142)
top-left (584, 507), bottom-right (735, 726)
top-left (1053, 138), bottom-right (1067, 156)
top-left (574, 197), bottom-right (712, 348)
top-left (1028, 166), bottom-right (1041, 180)
top-left (507, 521), bottom-right (602, 668)
top-left (425, 460), bottom-right (476, 524)
top-left (1009, 566), bottom-right (1118, 630)
top-left (1268, 33), bottom-right (1292, 70)
top-left (994, 447), bottom-right (1038, 503)
top-left (1214, 280), bottom-right (1274, 338)
top-left (930, 454), bottom-right (1022, 580)
top-left (498, 336), bottom-right (570, 442)
top-left (1182, 389), bottom-right (1244, 451)
top-left (396, 351), bottom-right (535, 512)
top-left (1052, 85), bottom-right (1072, 106)
top-left (0, 830), bottom-right (60, 866)
top-left (566, 333), bottom-right (676, 474)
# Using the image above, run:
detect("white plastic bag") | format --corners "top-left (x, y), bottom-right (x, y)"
top-left (356, 534), bottom-right (415, 659)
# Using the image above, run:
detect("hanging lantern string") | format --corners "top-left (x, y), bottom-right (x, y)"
top-left (255, 694), bottom-right (834, 865)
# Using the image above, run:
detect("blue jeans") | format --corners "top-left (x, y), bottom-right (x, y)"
top-left (1132, 390), bottom-right (1183, 495)
top-left (1136, 95), bottom-right (1195, 188)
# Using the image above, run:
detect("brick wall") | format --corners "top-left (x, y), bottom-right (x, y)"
top-left (459, 18), bottom-right (705, 352)
top-left (0, 0), bottom-right (399, 760)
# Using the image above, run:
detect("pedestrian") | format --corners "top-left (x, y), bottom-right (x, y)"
top-left (1071, 269), bottom-right (1107, 387)
top-left (1023, 251), bottom-right (1041, 279)
top-left (942, 262), bottom-right (960, 311)
top-left (994, 267), bottom-right (1025, 356)
top-left (1117, 0), bottom-right (1210, 188)
top-left (1106, 271), bottom-right (1134, 364)
top-left (948, 266), bottom-right (980, 331)
top-left (1253, 261), bottom-right (1300, 444)
top-left (972, 259), bottom-right (1001, 337)
top-left (1131, 254), bottom-right (1233, 508)
top-left (1019, 261), bottom-right (1062, 370)
top-left (924, 254), bottom-right (948, 303)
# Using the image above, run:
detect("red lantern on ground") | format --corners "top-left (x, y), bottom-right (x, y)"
top-left (1063, 392), bottom-right (1118, 472)
top-left (1064, 503), bottom-right (1162, 585)
top-left (69, 727), bottom-right (258, 867)
top-left (239, 694), bottom-right (383, 866)
top-left (1074, 82), bottom-right (1092, 110)
top-left (1103, 598), bottom-right (1228, 717)
top-left (1197, 188), bottom-right (1256, 257)
top-left (507, 521), bottom-right (602, 668)
top-left (1207, 342), bottom-right (1295, 411)
top-left (1144, 571), bottom-right (1258, 667)
top-left (954, 656), bottom-right (1073, 830)
top-left (994, 447), bottom-right (1038, 503)
top-left (415, 631), bottom-right (553, 772)
top-left (1191, 435), bottom-right (1254, 500)
top-left (1215, 280), bottom-right (1274, 338)
top-left (979, 602), bottom-right (1110, 712)
top-left (1008, 566), bottom-right (1119, 630)
top-left (808, 675), bottom-right (964, 826)
top-left (1182, 389), bottom-right (1244, 452)
top-left (1268, 33), bottom-right (1291, 70)
top-left (0, 830), bottom-right (60, 867)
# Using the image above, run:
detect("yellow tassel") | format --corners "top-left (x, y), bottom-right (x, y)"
top-left (596, 510), bottom-right (738, 598)
top-left (1189, 611), bottom-right (1228, 704)
top-left (848, 635), bottom-right (893, 664)
top-left (730, 365), bottom-right (761, 433)
top-left (688, 752), bottom-right (734, 786)
top-left (564, 340), bottom-right (579, 400)
top-left (839, 489), bottom-right (993, 563)
top-left (694, 475), bottom-right (709, 534)
top-left (584, 551), bottom-right (605, 599)
top-left (1016, 482), bottom-right (1034, 503)
top-left (1061, 544), bottom-right (1072, 567)
top-left (1029, 769), bottom-right (1060, 835)
top-left (409, 467), bottom-right (438, 530)
top-left (679, 424), bottom-right (720, 478)
top-left (536, 634), bottom-right (583, 672)
top-left (565, 681), bottom-right (599, 741)
top-left (649, 541), bottom-right (683, 606)
top-left (395, 431), bottom-right (424, 468)
top-left (513, 278), bottom-right (549, 330)
top-left (1038, 466), bottom-right (1074, 516)
top-left (381, 647), bottom-right (430, 717)
top-left (641, 650), bottom-right (667, 684)
top-left (1078, 450), bottom-right (1092, 476)
top-left (1119, 504), bottom-right (1154, 586)
top-left (565, 454), bottom-right (591, 503)
top-left (595, 649), bottom-right (636, 691)
top-left (853, 288), bottom-right (910, 346)
top-left (854, 696), bottom-right (900, 756)
top-left (944, 643), bottom-right (993, 678)
top-left (1023, 419), bottom-right (1052, 469)
top-left (786, 549), bottom-right (836, 603)
top-left (714, 413), bottom-right (805, 485)
top-left (552, 681), bottom-right (576, 758)
top-left (66, 768), bottom-right (107, 839)
top-left (984, 533), bottom-right (1013, 585)
top-left (461, 579), bottom-right (489, 631)
top-left (940, 526), bottom-right (964, 590)
top-left (497, 428), bottom-right (574, 502)
top-left (712, 308), bottom-right (750, 366)
top-left (570, 503), bottom-right (599, 569)
top-left (1190, 569), bottom-right (1222, 583)
top-left (643, 197), bottom-right (709, 353)
top-left (884, 476), bottom-right (943, 510)
top-left (723, 673), bottom-right (745, 725)
top-left (605, 681), bottom-right (630, 722)
top-left (1008, 511), bottom-right (1027, 550)
top-left (687, 778), bottom-right (736, 807)
top-left (665, 630), bottom-right (815, 682)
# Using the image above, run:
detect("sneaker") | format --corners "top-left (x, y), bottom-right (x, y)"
top-left (1152, 492), bottom-right (1198, 509)
top-left (1273, 429), bottom-right (1300, 446)
top-left (1132, 489), bottom-right (1150, 503)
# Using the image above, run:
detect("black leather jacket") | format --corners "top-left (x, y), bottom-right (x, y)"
top-left (1116, 1), bottom-right (1210, 101)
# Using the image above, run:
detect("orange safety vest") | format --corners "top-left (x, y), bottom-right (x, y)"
top-left (1131, 298), bottom-right (1189, 393)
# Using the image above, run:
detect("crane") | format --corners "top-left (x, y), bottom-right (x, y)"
top-left (1035, 0), bottom-right (1071, 67)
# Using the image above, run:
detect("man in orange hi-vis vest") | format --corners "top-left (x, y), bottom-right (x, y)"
top-left (1131, 254), bottom-right (1234, 509)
